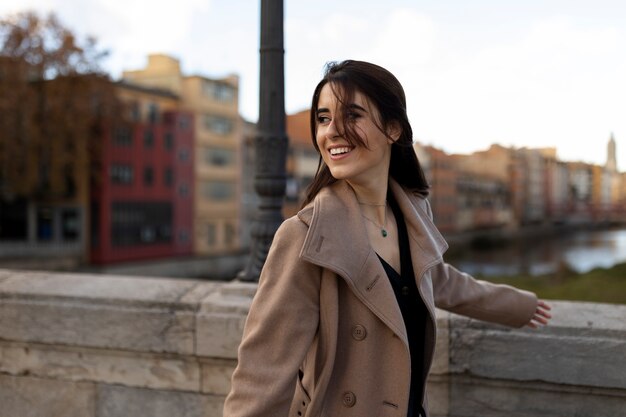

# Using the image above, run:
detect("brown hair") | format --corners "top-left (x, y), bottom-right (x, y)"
top-left (301, 60), bottom-right (429, 207)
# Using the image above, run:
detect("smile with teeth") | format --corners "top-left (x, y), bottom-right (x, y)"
top-left (329, 146), bottom-right (353, 156)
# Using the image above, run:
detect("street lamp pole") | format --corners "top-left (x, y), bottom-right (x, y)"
top-left (238, 0), bottom-right (288, 282)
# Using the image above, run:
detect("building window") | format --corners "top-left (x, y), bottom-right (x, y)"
top-left (204, 148), bottom-right (235, 167)
top-left (110, 201), bottom-right (172, 247)
top-left (143, 167), bottom-right (154, 186)
top-left (63, 164), bottom-right (76, 198)
top-left (36, 207), bottom-right (54, 241)
top-left (202, 181), bottom-right (235, 201)
top-left (61, 209), bottom-right (80, 241)
top-left (216, 83), bottom-right (235, 102)
top-left (179, 115), bottom-right (191, 130)
top-left (144, 129), bottom-right (154, 148)
top-left (130, 101), bottom-right (140, 121)
top-left (140, 226), bottom-right (156, 242)
top-left (148, 103), bottom-right (159, 123)
top-left (0, 199), bottom-right (28, 240)
top-left (207, 223), bottom-right (217, 246)
top-left (178, 229), bottom-right (189, 243)
top-left (110, 164), bottom-right (134, 184)
top-left (164, 132), bottom-right (174, 150)
top-left (114, 126), bottom-right (132, 146)
top-left (178, 148), bottom-right (189, 162)
top-left (164, 167), bottom-right (173, 187)
top-left (203, 115), bottom-right (233, 135)
top-left (225, 222), bottom-right (236, 246)
top-left (202, 80), bottom-right (236, 103)
top-left (178, 183), bottom-right (189, 197)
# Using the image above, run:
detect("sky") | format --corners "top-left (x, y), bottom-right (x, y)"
top-left (2, 0), bottom-right (626, 170)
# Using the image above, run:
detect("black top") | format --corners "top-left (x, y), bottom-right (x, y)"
top-left (377, 195), bottom-right (428, 417)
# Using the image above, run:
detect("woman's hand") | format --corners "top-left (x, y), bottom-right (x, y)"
top-left (526, 300), bottom-right (552, 328)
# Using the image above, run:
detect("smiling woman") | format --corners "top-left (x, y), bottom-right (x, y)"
top-left (314, 84), bottom-right (395, 187)
top-left (223, 60), bottom-right (552, 417)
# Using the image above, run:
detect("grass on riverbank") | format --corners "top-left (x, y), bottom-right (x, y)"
top-left (479, 262), bottom-right (626, 304)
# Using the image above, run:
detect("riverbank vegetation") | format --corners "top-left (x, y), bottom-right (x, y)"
top-left (480, 262), bottom-right (626, 304)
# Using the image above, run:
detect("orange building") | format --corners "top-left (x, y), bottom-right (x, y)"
top-left (284, 110), bottom-right (319, 217)
top-left (414, 143), bottom-right (458, 234)
top-left (450, 145), bottom-right (516, 230)
top-left (540, 149), bottom-right (569, 222)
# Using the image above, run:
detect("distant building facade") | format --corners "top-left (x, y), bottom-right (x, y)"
top-left (517, 148), bottom-right (547, 224)
top-left (416, 135), bottom-right (626, 233)
top-left (90, 82), bottom-right (194, 264)
top-left (0, 62), bottom-right (103, 263)
top-left (543, 153), bottom-right (570, 222)
top-left (122, 54), bottom-right (242, 256)
top-left (414, 143), bottom-right (458, 234)
top-left (449, 145), bottom-right (515, 231)
top-left (284, 110), bottom-right (319, 217)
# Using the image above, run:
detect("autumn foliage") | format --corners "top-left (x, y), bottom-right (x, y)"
top-left (0, 11), bottom-right (119, 202)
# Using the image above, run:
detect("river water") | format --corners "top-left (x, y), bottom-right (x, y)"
top-left (447, 227), bottom-right (626, 277)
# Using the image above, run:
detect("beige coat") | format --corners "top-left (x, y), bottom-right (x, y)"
top-left (224, 179), bottom-right (537, 417)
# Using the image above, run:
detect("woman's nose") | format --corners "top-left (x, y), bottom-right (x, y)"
top-left (326, 119), bottom-right (341, 139)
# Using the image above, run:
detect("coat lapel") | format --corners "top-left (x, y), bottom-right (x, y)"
top-left (299, 181), bottom-right (408, 343)
top-left (389, 180), bottom-right (449, 316)
top-left (389, 181), bottom-right (449, 279)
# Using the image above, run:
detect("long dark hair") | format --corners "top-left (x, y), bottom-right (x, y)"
top-left (302, 60), bottom-right (430, 207)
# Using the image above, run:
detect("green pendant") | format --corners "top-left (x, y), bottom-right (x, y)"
top-left (381, 229), bottom-right (388, 237)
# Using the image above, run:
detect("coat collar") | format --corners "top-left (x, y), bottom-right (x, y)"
top-left (297, 179), bottom-right (448, 341)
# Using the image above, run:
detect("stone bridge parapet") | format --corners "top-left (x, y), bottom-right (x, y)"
top-left (0, 269), bottom-right (624, 416)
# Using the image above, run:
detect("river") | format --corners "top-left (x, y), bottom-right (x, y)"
top-left (447, 227), bottom-right (626, 277)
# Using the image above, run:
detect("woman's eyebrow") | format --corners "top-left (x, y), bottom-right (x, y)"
top-left (347, 103), bottom-right (368, 113)
top-left (316, 104), bottom-right (367, 115)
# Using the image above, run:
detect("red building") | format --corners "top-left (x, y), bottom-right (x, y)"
top-left (90, 83), bottom-right (194, 264)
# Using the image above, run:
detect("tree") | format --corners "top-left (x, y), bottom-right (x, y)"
top-left (0, 10), bottom-right (119, 202)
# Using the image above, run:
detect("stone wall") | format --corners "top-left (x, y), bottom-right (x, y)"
top-left (0, 269), bottom-right (624, 417)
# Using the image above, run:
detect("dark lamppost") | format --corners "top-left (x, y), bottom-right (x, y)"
top-left (238, 0), bottom-right (288, 282)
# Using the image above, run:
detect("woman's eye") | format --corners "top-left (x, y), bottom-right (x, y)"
top-left (347, 112), bottom-right (361, 120)
top-left (317, 115), bottom-right (330, 124)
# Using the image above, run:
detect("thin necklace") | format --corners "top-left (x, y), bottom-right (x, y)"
top-left (361, 205), bottom-right (388, 238)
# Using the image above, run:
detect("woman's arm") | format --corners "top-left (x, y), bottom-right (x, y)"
top-left (429, 261), bottom-right (542, 328)
top-left (223, 217), bottom-right (322, 417)
top-left (420, 197), bottom-right (551, 328)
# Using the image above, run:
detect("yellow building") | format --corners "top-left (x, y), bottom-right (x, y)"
top-left (122, 54), bottom-right (242, 255)
top-left (591, 165), bottom-right (609, 212)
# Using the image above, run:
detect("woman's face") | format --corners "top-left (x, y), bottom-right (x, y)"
top-left (315, 83), bottom-right (396, 186)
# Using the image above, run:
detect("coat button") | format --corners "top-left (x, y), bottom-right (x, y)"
top-left (401, 286), bottom-right (410, 296)
top-left (351, 325), bottom-right (367, 341)
top-left (342, 391), bottom-right (356, 407)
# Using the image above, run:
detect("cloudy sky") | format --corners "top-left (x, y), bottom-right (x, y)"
top-left (3, 0), bottom-right (626, 169)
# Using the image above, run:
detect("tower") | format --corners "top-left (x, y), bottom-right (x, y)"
top-left (606, 133), bottom-right (617, 173)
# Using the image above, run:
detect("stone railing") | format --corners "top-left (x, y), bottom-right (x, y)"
top-left (0, 269), bottom-right (624, 417)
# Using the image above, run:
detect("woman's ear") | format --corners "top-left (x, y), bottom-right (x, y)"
top-left (387, 122), bottom-right (402, 143)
